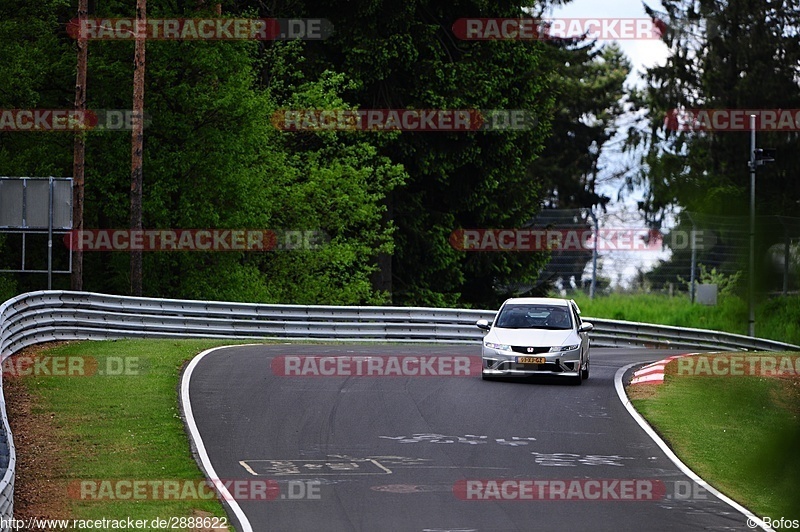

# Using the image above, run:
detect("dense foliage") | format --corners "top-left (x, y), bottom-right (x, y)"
top-left (0, 0), bottom-right (632, 306)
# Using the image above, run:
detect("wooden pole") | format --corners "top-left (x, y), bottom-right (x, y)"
top-left (71, 0), bottom-right (88, 291)
top-left (130, 0), bottom-right (146, 296)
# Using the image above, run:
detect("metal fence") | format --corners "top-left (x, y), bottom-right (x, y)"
top-left (0, 290), bottom-right (798, 529)
top-left (521, 208), bottom-right (800, 297)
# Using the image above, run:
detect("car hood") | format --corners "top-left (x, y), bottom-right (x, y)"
top-left (486, 327), bottom-right (577, 347)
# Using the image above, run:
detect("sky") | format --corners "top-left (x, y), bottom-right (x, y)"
top-left (549, 0), bottom-right (670, 86)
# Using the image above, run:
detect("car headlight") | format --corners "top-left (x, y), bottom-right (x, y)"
top-left (484, 342), bottom-right (511, 351)
top-left (549, 344), bottom-right (579, 352)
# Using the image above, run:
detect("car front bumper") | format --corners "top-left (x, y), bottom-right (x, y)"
top-left (481, 348), bottom-right (582, 377)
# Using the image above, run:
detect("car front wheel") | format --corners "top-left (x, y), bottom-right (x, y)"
top-left (571, 362), bottom-right (583, 385)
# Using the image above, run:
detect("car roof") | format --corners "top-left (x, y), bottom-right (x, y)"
top-left (501, 297), bottom-right (570, 307)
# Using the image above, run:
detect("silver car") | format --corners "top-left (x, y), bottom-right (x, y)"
top-left (477, 297), bottom-right (593, 384)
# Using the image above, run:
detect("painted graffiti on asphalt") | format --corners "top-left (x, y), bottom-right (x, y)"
top-left (530, 452), bottom-right (635, 467)
top-left (379, 434), bottom-right (537, 446)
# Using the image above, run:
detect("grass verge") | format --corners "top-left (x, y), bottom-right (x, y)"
top-left (571, 293), bottom-right (800, 345)
top-left (629, 354), bottom-right (800, 521)
top-left (5, 339), bottom-right (257, 531)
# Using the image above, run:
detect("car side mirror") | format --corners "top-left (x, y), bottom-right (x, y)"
top-left (476, 319), bottom-right (492, 331)
top-left (578, 322), bottom-right (593, 333)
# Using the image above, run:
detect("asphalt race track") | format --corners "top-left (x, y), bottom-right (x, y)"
top-left (183, 345), bottom-right (755, 532)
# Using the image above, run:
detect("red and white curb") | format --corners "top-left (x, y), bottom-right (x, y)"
top-left (629, 353), bottom-right (696, 385)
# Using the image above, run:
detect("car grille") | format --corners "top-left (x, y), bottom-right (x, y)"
top-left (510, 345), bottom-right (550, 354)
top-left (495, 361), bottom-right (563, 372)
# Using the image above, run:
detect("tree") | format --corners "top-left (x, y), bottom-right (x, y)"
top-left (239, 0), bottom-right (560, 307)
top-left (0, 0), bottom-right (405, 304)
top-left (528, 40), bottom-right (631, 293)
top-left (635, 0), bottom-right (800, 218)
top-left (535, 41), bottom-right (629, 211)
top-left (632, 0), bottom-right (800, 289)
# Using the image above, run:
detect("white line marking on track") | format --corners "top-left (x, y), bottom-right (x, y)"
top-left (239, 457), bottom-right (393, 476)
top-left (615, 362), bottom-right (774, 532)
top-left (182, 344), bottom-right (263, 532)
top-left (239, 461), bottom-right (259, 476)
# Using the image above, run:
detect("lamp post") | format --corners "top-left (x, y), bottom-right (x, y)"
top-left (748, 114), bottom-right (755, 337)
top-left (747, 114), bottom-right (776, 337)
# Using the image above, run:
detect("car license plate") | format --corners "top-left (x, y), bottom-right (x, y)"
top-left (517, 356), bottom-right (546, 364)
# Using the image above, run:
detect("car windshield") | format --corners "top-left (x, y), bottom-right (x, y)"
top-left (495, 304), bottom-right (572, 330)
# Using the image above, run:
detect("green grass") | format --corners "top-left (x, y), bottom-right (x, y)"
top-left (631, 361), bottom-right (800, 521)
top-left (17, 339), bottom-right (258, 531)
top-left (571, 293), bottom-right (800, 345)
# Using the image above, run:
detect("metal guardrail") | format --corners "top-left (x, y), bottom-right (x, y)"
top-left (0, 290), bottom-right (797, 528)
